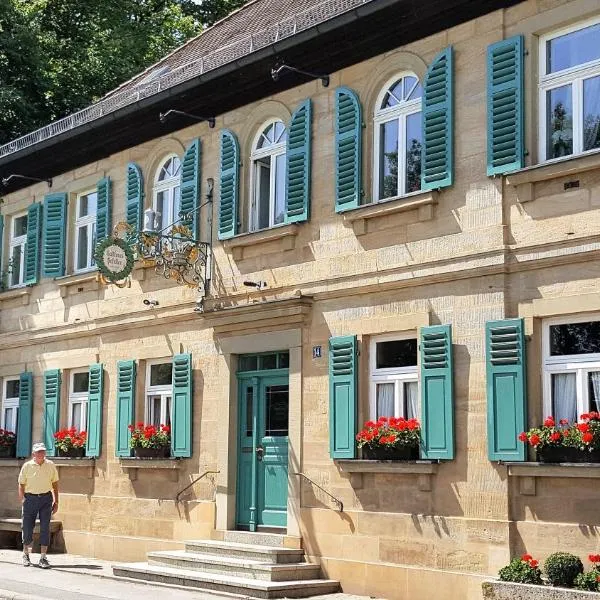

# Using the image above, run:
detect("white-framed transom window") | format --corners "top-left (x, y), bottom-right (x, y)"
top-left (369, 334), bottom-right (419, 420)
top-left (69, 370), bottom-right (89, 431)
top-left (373, 74), bottom-right (423, 202)
top-left (8, 213), bottom-right (28, 288)
top-left (543, 315), bottom-right (600, 424)
top-left (153, 155), bottom-right (181, 232)
top-left (1, 377), bottom-right (20, 433)
top-left (250, 120), bottom-right (287, 232)
top-left (145, 360), bottom-right (173, 427)
top-left (539, 17), bottom-right (600, 162)
top-left (74, 190), bottom-right (97, 272)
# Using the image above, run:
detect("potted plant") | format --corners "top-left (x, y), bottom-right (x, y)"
top-left (128, 423), bottom-right (171, 458)
top-left (53, 427), bottom-right (87, 458)
top-left (356, 416), bottom-right (420, 460)
top-left (0, 429), bottom-right (17, 458)
top-left (518, 413), bottom-right (600, 463)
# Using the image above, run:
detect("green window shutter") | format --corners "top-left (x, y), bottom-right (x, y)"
top-left (86, 363), bottom-right (104, 458)
top-left (16, 372), bottom-right (33, 458)
top-left (335, 87), bottom-right (362, 212)
top-left (285, 99), bottom-right (312, 224)
top-left (116, 360), bottom-right (136, 457)
top-left (43, 369), bottom-right (61, 457)
top-left (486, 318), bottom-right (527, 461)
top-left (422, 46), bottom-right (454, 191)
top-left (329, 335), bottom-right (357, 459)
top-left (0, 214), bottom-right (4, 276)
top-left (218, 130), bottom-right (239, 240)
top-left (180, 139), bottom-right (202, 239)
top-left (172, 353), bottom-right (192, 458)
top-left (126, 163), bottom-right (144, 231)
top-left (25, 203), bottom-right (42, 285)
top-left (42, 192), bottom-right (68, 278)
top-left (420, 325), bottom-right (454, 460)
top-left (487, 35), bottom-right (525, 176)
top-left (96, 176), bottom-right (112, 242)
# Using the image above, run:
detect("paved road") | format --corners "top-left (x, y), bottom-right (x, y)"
top-left (0, 550), bottom-right (377, 600)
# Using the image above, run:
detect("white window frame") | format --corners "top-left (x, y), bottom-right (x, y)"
top-left (373, 73), bottom-right (422, 203)
top-left (153, 154), bottom-right (181, 233)
top-left (542, 314), bottom-right (600, 419)
top-left (74, 189), bottom-right (97, 274)
top-left (249, 119), bottom-right (287, 232)
top-left (145, 359), bottom-right (173, 427)
top-left (1, 377), bottom-right (20, 433)
top-left (8, 212), bottom-right (27, 288)
top-left (68, 369), bottom-right (89, 431)
top-left (369, 333), bottom-right (419, 420)
top-left (538, 16), bottom-right (600, 163)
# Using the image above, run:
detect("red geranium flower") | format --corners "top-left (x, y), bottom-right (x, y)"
top-left (521, 554), bottom-right (532, 562)
top-left (529, 434), bottom-right (541, 446)
top-left (559, 418), bottom-right (569, 425)
top-left (529, 560), bottom-right (539, 568)
top-left (544, 416), bottom-right (555, 427)
top-left (518, 432), bottom-right (528, 442)
top-left (578, 423), bottom-right (591, 433)
top-left (583, 432), bottom-right (594, 444)
top-left (589, 554), bottom-right (600, 563)
top-left (550, 432), bottom-right (561, 442)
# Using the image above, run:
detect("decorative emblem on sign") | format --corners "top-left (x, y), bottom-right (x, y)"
top-left (94, 236), bottom-right (135, 286)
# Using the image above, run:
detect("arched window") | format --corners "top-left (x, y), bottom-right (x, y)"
top-left (373, 74), bottom-right (423, 201)
top-left (250, 120), bottom-right (287, 231)
top-left (153, 155), bottom-right (181, 231)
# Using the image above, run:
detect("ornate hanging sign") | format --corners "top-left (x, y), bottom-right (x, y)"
top-left (94, 236), bottom-right (135, 286)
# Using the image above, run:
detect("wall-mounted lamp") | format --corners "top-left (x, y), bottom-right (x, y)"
top-left (1, 174), bottom-right (52, 188)
top-left (159, 109), bottom-right (215, 128)
top-left (243, 280), bottom-right (267, 291)
top-left (271, 62), bottom-right (329, 87)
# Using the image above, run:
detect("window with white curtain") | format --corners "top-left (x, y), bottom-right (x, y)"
top-left (8, 213), bottom-right (27, 288)
top-left (145, 360), bottom-right (172, 428)
top-left (1, 378), bottom-right (20, 433)
top-left (539, 17), bottom-right (600, 162)
top-left (69, 370), bottom-right (89, 431)
top-left (369, 334), bottom-right (419, 420)
top-left (543, 316), bottom-right (600, 423)
top-left (74, 190), bottom-right (97, 272)
top-left (153, 155), bottom-right (181, 232)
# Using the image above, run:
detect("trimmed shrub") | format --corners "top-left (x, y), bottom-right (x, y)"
top-left (498, 557), bottom-right (543, 585)
top-left (544, 552), bottom-right (584, 587)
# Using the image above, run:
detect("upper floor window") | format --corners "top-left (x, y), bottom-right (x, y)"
top-left (539, 18), bottom-right (600, 161)
top-left (374, 74), bottom-right (423, 201)
top-left (369, 334), bottom-right (418, 420)
top-left (69, 370), bottom-right (89, 431)
top-left (145, 360), bottom-right (172, 428)
top-left (74, 190), bottom-right (97, 272)
top-left (154, 155), bottom-right (181, 232)
top-left (543, 315), bottom-right (600, 424)
top-left (8, 213), bottom-right (27, 288)
top-left (1, 377), bottom-right (19, 433)
top-left (250, 121), bottom-right (287, 231)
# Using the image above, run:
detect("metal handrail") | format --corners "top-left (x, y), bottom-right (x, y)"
top-left (294, 472), bottom-right (343, 512)
top-left (175, 470), bottom-right (219, 503)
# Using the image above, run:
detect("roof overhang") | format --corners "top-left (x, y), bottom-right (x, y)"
top-left (0, 0), bottom-right (523, 194)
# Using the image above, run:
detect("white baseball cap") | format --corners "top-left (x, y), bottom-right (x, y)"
top-left (32, 443), bottom-right (47, 453)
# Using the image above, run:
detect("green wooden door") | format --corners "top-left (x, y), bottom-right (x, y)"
top-left (237, 369), bottom-right (289, 531)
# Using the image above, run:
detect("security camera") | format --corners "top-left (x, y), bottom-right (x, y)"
top-left (143, 299), bottom-right (159, 307)
top-left (243, 280), bottom-right (267, 290)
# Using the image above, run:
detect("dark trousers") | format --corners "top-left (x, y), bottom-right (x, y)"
top-left (22, 492), bottom-right (53, 548)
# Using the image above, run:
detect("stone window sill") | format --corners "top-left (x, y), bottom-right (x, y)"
top-left (55, 272), bottom-right (100, 297)
top-left (52, 457), bottom-right (95, 479)
top-left (335, 459), bottom-right (438, 491)
top-left (0, 287), bottom-right (31, 306)
top-left (119, 457), bottom-right (181, 481)
top-left (506, 150), bottom-right (600, 203)
top-left (505, 461), bottom-right (600, 495)
top-left (342, 191), bottom-right (438, 235)
top-left (223, 224), bottom-right (299, 260)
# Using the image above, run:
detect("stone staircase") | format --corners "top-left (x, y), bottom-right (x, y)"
top-left (112, 531), bottom-right (340, 598)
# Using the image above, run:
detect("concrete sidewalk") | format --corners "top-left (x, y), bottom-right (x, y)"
top-left (0, 550), bottom-right (377, 600)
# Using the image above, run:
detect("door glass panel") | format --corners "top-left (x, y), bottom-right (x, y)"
top-left (245, 386), bottom-right (254, 437)
top-left (239, 355), bottom-right (258, 372)
top-left (260, 354), bottom-right (277, 370)
top-left (265, 385), bottom-right (289, 437)
top-left (149, 395), bottom-right (161, 427)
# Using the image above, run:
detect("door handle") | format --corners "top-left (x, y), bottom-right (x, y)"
top-left (255, 446), bottom-right (264, 461)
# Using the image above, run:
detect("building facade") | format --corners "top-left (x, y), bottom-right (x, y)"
top-left (1, 0), bottom-right (600, 598)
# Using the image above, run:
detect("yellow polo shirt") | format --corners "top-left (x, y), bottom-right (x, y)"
top-left (18, 459), bottom-right (59, 494)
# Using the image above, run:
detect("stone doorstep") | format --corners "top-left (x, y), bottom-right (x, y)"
top-left (0, 518), bottom-right (62, 533)
top-left (147, 550), bottom-right (321, 582)
top-left (184, 540), bottom-right (306, 564)
top-left (112, 563), bottom-right (340, 599)
top-left (222, 529), bottom-right (302, 549)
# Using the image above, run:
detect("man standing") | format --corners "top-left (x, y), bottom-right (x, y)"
top-left (17, 443), bottom-right (59, 569)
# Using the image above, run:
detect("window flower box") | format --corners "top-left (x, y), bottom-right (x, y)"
top-left (362, 445), bottom-right (419, 460)
top-left (356, 416), bottom-right (421, 461)
top-left (128, 423), bottom-right (171, 459)
top-left (53, 428), bottom-right (87, 458)
top-left (0, 430), bottom-right (16, 458)
top-left (133, 446), bottom-right (170, 459)
top-left (57, 447), bottom-right (86, 459)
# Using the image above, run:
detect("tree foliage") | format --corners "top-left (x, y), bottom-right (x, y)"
top-left (0, 0), bottom-right (246, 144)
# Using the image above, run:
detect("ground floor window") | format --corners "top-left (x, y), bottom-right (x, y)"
top-left (145, 360), bottom-right (172, 427)
top-left (69, 370), bottom-right (89, 431)
top-left (369, 334), bottom-right (418, 420)
top-left (543, 315), bottom-right (600, 422)
top-left (1, 378), bottom-right (20, 433)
